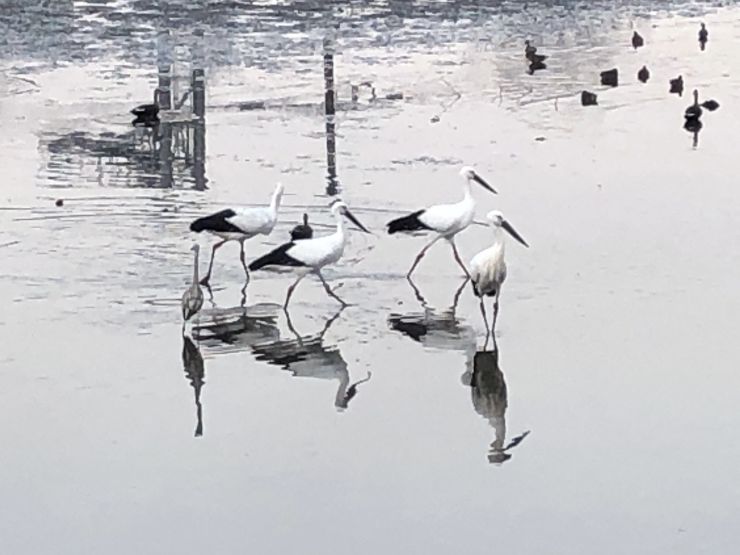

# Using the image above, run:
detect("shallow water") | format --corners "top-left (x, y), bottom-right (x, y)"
top-left (2, 1), bottom-right (740, 553)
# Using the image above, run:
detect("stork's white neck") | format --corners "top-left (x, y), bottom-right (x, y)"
top-left (270, 187), bottom-right (283, 214)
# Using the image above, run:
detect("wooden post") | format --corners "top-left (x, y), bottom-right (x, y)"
top-left (191, 68), bottom-right (206, 118)
top-left (192, 120), bottom-right (207, 191)
top-left (323, 37), bottom-right (338, 194)
top-left (157, 30), bottom-right (173, 110)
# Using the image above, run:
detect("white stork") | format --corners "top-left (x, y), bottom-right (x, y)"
top-left (189, 182), bottom-right (284, 286)
top-left (386, 166), bottom-right (497, 278)
top-left (469, 210), bottom-right (529, 340)
top-left (249, 200), bottom-right (370, 308)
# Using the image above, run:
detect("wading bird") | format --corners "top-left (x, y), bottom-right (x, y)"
top-left (290, 213), bottom-right (313, 240)
top-left (469, 211), bottom-right (529, 341)
top-left (387, 166), bottom-right (497, 279)
top-left (181, 244), bottom-right (204, 332)
top-left (190, 182), bottom-right (284, 286)
top-left (249, 200), bottom-right (370, 308)
top-left (632, 31), bottom-right (644, 49)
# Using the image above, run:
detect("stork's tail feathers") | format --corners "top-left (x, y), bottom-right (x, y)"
top-left (387, 210), bottom-right (431, 234)
top-left (248, 243), bottom-right (305, 271)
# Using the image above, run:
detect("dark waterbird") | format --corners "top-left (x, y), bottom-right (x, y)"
top-left (701, 99), bottom-right (720, 111)
top-left (600, 68), bottom-right (618, 87)
top-left (632, 31), bottom-right (644, 49)
top-left (637, 65), bottom-right (650, 83)
top-left (699, 23), bottom-right (708, 48)
top-left (131, 89), bottom-right (159, 120)
top-left (670, 75), bottom-right (684, 96)
top-left (685, 89), bottom-right (702, 121)
top-left (581, 91), bottom-right (598, 106)
top-left (525, 40), bottom-right (547, 63)
top-left (290, 213), bottom-right (313, 241)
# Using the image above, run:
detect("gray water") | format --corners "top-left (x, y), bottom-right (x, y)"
top-left (2, 1), bottom-right (740, 553)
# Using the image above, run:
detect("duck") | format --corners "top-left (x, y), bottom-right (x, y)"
top-left (524, 40), bottom-right (547, 62)
top-left (669, 75), bottom-right (684, 96)
top-left (290, 213), bottom-right (314, 241)
top-left (581, 91), bottom-right (598, 106)
top-left (600, 68), bottom-right (618, 87)
top-left (637, 65), bottom-right (650, 83)
top-left (699, 23), bottom-right (708, 44)
top-left (131, 89), bottom-right (160, 119)
top-left (684, 89), bottom-right (702, 121)
top-left (632, 31), bottom-right (644, 49)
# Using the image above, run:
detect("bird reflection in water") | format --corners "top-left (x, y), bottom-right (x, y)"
top-left (182, 334), bottom-right (205, 437)
top-left (463, 348), bottom-right (530, 464)
top-left (684, 118), bottom-right (702, 149)
top-left (388, 278), bottom-right (476, 354)
top-left (251, 308), bottom-right (371, 411)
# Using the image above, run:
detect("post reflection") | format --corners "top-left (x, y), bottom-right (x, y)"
top-left (463, 348), bottom-right (530, 464)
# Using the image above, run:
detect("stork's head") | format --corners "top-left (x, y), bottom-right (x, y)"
top-left (460, 166), bottom-right (497, 194)
top-left (486, 210), bottom-right (529, 247)
top-left (330, 199), bottom-right (371, 233)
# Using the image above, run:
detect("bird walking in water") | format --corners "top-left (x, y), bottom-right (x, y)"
top-left (637, 65), bottom-right (650, 83)
top-left (469, 211), bottom-right (529, 343)
top-left (290, 213), bottom-right (313, 241)
top-left (632, 31), bottom-right (644, 49)
top-left (181, 244), bottom-right (205, 332)
top-left (685, 89), bottom-right (702, 121)
top-left (387, 166), bottom-right (497, 279)
top-left (189, 182), bottom-right (284, 286)
top-left (699, 23), bottom-right (708, 49)
top-left (249, 200), bottom-right (371, 309)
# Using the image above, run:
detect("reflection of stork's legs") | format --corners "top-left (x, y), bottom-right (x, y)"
top-left (284, 273), bottom-right (306, 309)
top-left (201, 239), bottom-right (226, 285)
top-left (239, 239), bottom-right (250, 283)
top-left (451, 277), bottom-right (469, 311)
top-left (407, 236), bottom-right (440, 278)
top-left (449, 237), bottom-right (471, 279)
top-left (406, 275), bottom-right (427, 307)
top-left (317, 271), bottom-right (348, 307)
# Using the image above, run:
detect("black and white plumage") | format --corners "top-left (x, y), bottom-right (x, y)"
top-left (387, 166), bottom-right (497, 279)
top-left (632, 31), bottom-right (644, 49)
top-left (181, 244), bottom-right (204, 331)
top-left (469, 211), bottom-right (529, 342)
top-left (249, 200), bottom-right (371, 308)
top-left (189, 182), bottom-right (284, 286)
top-left (290, 213), bottom-right (313, 240)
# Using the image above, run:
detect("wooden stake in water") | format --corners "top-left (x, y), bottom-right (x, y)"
top-left (191, 68), bottom-right (206, 119)
top-left (323, 37), bottom-right (338, 194)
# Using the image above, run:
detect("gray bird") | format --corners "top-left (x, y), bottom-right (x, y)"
top-left (181, 244), bottom-right (204, 331)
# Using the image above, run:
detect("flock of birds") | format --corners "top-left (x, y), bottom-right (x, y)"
top-left (527, 23), bottom-right (720, 126)
top-left (177, 21), bottom-right (722, 344)
top-left (181, 166), bottom-right (527, 345)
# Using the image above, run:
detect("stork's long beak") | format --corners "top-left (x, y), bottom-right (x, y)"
top-left (343, 208), bottom-right (371, 234)
top-left (502, 220), bottom-right (529, 247)
top-left (473, 173), bottom-right (497, 194)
